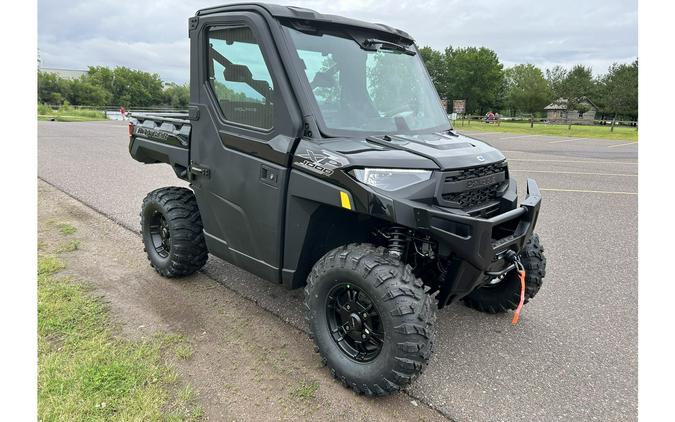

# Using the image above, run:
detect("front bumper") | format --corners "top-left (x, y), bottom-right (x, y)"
top-left (391, 178), bottom-right (542, 306)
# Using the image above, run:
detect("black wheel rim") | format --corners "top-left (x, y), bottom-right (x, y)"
top-left (148, 210), bottom-right (170, 258)
top-left (326, 283), bottom-right (384, 362)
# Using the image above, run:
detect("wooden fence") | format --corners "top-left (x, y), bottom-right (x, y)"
top-left (452, 114), bottom-right (638, 130)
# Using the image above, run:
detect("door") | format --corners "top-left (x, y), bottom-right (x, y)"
top-left (189, 12), bottom-right (302, 283)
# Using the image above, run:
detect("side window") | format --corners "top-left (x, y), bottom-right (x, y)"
top-left (207, 26), bottom-right (274, 130)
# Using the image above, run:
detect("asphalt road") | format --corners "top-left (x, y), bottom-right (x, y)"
top-left (38, 120), bottom-right (638, 421)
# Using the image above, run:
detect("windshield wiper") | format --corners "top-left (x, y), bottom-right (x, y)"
top-left (364, 38), bottom-right (416, 56)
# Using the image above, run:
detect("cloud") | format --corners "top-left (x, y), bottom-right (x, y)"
top-left (38, 0), bottom-right (637, 83)
top-left (39, 36), bottom-right (189, 82)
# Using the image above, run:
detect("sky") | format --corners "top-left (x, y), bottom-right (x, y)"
top-left (38, 0), bottom-right (638, 84)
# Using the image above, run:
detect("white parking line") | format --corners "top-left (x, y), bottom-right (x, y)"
top-left (506, 158), bottom-right (638, 165)
top-left (497, 134), bottom-right (542, 140)
top-left (510, 169), bottom-right (637, 177)
top-left (540, 188), bottom-right (637, 195)
top-left (457, 131), bottom-right (499, 136)
top-left (547, 138), bottom-right (586, 144)
top-left (607, 141), bottom-right (639, 148)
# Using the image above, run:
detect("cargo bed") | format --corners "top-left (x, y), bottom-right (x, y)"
top-left (128, 113), bottom-right (191, 180)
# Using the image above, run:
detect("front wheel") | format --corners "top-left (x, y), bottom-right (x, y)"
top-left (304, 244), bottom-right (436, 396)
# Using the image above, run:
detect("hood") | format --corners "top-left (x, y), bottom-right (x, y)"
top-left (311, 131), bottom-right (505, 170)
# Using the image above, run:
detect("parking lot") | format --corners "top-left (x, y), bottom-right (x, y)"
top-left (38, 120), bottom-right (637, 421)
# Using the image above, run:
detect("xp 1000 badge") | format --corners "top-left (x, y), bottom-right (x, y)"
top-left (295, 149), bottom-right (345, 177)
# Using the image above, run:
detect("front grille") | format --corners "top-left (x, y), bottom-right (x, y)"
top-left (442, 183), bottom-right (500, 208)
top-left (437, 161), bottom-right (508, 215)
top-left (444, 161), bottom-right (506, 182)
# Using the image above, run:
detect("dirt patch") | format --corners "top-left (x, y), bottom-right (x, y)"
top-left (38, 180), bottom-right (447, 421)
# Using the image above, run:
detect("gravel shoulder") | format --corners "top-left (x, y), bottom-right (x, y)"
top-left (38, 179), bottom-right (446, 421)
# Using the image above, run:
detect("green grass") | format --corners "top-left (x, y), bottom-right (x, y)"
top-left (175, 343), bottom-right (194, 360)
top-left (38, 239), bottom-right (201, 420)
top-left (178, 384), bottom-right (197, 403)
top-left (38, 103), bottom-right (108, 122)
top-left (289, 381), bottom-right (319, 400)
top-left (167, 384), bottom-right (203, 421)
top-left (55, 222), bottom-right (77, 235)
top-left (38, 255), bottom-right (66, 277)
top-left (57, 239), bottom-right (81, 253)
top-left (455, 120), bottom-right (638, 141)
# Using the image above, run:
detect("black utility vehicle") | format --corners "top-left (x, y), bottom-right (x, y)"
top-left (129, 3), bottom-right (546, 396)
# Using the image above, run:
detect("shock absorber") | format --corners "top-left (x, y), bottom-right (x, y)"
top-left (387, 226), bottom-right (411, 258)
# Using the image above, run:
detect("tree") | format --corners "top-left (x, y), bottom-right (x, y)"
top-left (163, 83), bottom-right (190, 108)
top-left (598, 60), bottom-right (638, 130)
top-left (560, 65), bottom-right (596, 122)
top-left (38, 71), bottom-right (71, 104)
top-left (419, 46), bottom-right (447, 105)
top-left (443, 46), bottom-right (505, 115)
top-left (87, 66), bottom-right (164, 107)
top-left (562, 65), bottom-right (595, 96)
top-left (85, 66), bottom-right (115, 95)
top-left (37, 66), bottom-right (186, 108)
top-left (68, 77), bottom-right (112, 106)
top-left (545, 65), bottom-right (568, 99)
top-left (505, 64), bottom-right (552, 126)
top-left (212, 81), bottom-right (252, 103)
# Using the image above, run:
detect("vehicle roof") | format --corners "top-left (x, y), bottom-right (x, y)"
top-left (195, 2), bottom-right (413, 42)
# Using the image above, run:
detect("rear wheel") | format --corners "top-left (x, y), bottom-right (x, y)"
top-left (304, 244), bottom-right (436, 396)
top-left (140, 187), bottom-right (208, 277)
top-left (462, 233), bottom-right (546, 313)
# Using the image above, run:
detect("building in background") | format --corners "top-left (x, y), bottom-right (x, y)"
top-left (544, 98), bottom-right (598, 124)
top-left (39, 68), bottom-right (89, 80)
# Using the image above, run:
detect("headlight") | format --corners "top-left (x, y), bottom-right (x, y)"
top-left (351, 168), bottom-right (433, 191)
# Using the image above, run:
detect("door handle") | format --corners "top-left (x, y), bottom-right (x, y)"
top-left (260, 164), bottom-right (278, 186)
top-left (190, 161), bottom-right (210, 178)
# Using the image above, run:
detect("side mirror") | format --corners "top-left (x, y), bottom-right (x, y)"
top-left (250, 80), bottom-right (272, 98)
top-left (224, 64), bottom-right (252, 83)
top-left (223, 65), bottom-right (272, 101)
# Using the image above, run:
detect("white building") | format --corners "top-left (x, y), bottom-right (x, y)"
top-left (39, 68), bottom-right (89, 80)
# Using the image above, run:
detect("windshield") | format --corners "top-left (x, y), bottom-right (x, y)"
top-left (283, 24), bottom-right (450, 137)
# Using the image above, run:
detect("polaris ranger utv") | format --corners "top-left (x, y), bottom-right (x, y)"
top-left (129, 3), bottom-right (546, 396)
